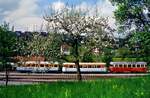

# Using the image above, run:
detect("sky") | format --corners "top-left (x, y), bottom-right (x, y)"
top-left (0, 0), bottom-right (116, 31)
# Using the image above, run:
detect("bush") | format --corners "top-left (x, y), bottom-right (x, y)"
top-left (112, 57), bottom-right (150, 63)
top-left (112, 58), bottom-right (137, 62)
top-left (101, 55), bottom-right (112, 66)
top-left (64, 55), bottom-right (76, 62)
top-left (82, 52), bottom-right (94, 62)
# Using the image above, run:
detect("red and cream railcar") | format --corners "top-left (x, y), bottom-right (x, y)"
top-left (109, 62), bottom-right (147, 73)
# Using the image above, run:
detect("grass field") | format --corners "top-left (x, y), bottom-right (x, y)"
top-left (0, 77), bottom-right (150, 98)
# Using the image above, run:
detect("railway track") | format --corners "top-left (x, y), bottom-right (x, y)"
top-left (0, 72), bottom-right (149, 83)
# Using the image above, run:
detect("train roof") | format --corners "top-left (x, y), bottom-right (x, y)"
top-left (25, 61), bottom-right (49, 64)
top-left (110, 62), bottom-right (147, 65)
top-left (63, 62), bottom-right (106, 65)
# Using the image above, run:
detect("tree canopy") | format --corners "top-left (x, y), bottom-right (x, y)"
top-left (110, 0), bottom-right (150, 32)
top-left (44, 5), bottom-right (115, 80)
top-left (0, 24), bottom-right (17, 60)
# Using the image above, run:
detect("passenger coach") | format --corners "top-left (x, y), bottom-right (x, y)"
top-left (16, 61), bottom-right (60, 73)
top-left (109, 62), bottom-right (147, 73)
top-left (62, 62), bottom-right (107, 73)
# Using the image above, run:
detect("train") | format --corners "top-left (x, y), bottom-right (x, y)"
top-left (16, 61), bottom-right (148, 73)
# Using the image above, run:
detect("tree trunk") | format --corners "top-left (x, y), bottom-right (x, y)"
top-left (75, 60), bottom-right (81, 81)
top-left (3, 58), bottom-right (8, 86)
top-left (5, 63), bottom-right (8, 86)
top-left (75, 38), bottom-right (82, 81)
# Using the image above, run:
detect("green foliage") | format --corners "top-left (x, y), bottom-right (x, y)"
top-left (114, 47), bottom-right (133, 58)
top-left (110, 0), bottom-right (150, 60)
top-left (112, 57), bottom-right (150, 62)
top-left (64, 55), bottom-right (76, 62)
top-left (82, 52), bottom-right (94, 62)
top-left (110, 0), bottom-right (150, 32)
top-left (0, 26), bottom-right (17, 57)
top-left (0, 77), bottom-right (150, 98)
top-left (0, 25), bottom-right (18, 70)
top-left (128, 32), bottom-right (150, 57)
top-left (112, 58), bottom-right (136, 62)
top-left (44, 33), bottom-right (63, 62)
top-left (100, 55), bottom-right (112, 66)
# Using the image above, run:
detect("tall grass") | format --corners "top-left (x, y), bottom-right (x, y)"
top-left (0, 77), bottom-right (150, 98)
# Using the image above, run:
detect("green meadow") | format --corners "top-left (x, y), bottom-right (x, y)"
top-left (0, 77), bottom-right (150, 98)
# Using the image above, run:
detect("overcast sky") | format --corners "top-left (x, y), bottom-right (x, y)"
top-left (0, 0), bottom-right (116, 31)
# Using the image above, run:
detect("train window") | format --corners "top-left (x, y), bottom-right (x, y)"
top-left (70, 65), bottom-right (73, 68)
top-left (133, 65), bottom-right (135, 67)
top-left (141, 65), bottom-right (143, 67)
top-left (101, 65), bottom-right (104, 68)
top-left (137, 65), bottom-right (140, 67)
top-left (34, 64), bottom-right (37, 67)
top-left (51, 64), bottom-right (54, 67)
top-left (29, 64), bottom-right (32, 67)
top-left (128, 65), bottom-right (131, 68)
top-left (141, 65), bottom-right (144, 67)
top-left (66, 65), bottom-right (69, 67)
top-left (26, 64), bottom-right (29, 67)
top-left (41, 64), bottom-right (44, 67)
top-left (83, 66), bottom-right (86, 68)
top-left (54, 65), bottom-right (57, 67)
top-left (119, 65), bottom-right (122, 67)
top-left (88, 65), bottom-right (91, 68)
top-left (45, 65), bottom-right (49, 67)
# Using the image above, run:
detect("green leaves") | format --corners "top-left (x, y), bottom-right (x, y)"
top-left (128, 32), bottom-right (150, 57)
top-left (0, 26), bottom-right (17, 57)
top-left (111, 0), bottom-right (150, 32)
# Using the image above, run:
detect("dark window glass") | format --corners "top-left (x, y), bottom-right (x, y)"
top-left (41, 64), bottom-right (44, 67)
top-left (141, 65), bottom-right (144, 67)
top-left (97, 65), bottom-right (101, 68)
top-left (70, 65), bottom-right (73, 68)
top-left (128, 65), bottom-right (131, 68)
top-left (54, 65), bottom-right (57, 67)
top-left (137, 65), bottom-right (140, 67)
top-left (88, 66), bottom-right (91, 68)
